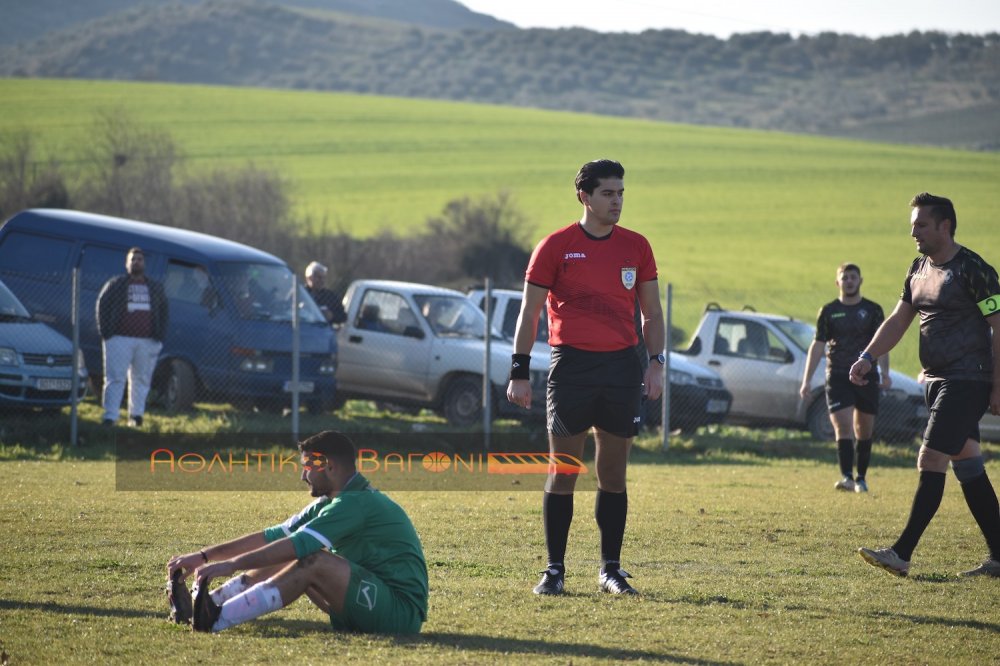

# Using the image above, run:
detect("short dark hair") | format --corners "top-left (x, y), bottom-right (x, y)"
top-left (910, 192), bottom-right (956, 237)
top-left (127, 246), bottom-right (143, 256)
top-left (837, 262), bottom-right (861, 277)
top-left (298, 430), bottom-right (356, 468)
top-left (575, 159), bottom-right (624, 196)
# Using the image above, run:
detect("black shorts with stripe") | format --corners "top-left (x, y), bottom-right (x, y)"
top-left (923, 379), bottom-right (991, 455)
top-left (546, 345), bottom-right (643, 438)
top-left (825, 371), bottom-right (879, 415)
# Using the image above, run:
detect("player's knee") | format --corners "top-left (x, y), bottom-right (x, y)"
top-left (952, 456), bottom-right (985, 483)
top-left (916, 446), bottom-right (949, 473)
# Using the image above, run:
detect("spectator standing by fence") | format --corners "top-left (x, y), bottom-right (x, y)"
top-left (97, 247), bottom-right (168, 427)
top-left (305, 261), bottom-right (346, 325)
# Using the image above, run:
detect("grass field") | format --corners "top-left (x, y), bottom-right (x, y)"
top-left (2, 78), bottom-right (1000, 376)
top-left (1, 408), bottom-right (999, 664)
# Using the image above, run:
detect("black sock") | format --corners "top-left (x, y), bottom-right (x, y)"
top-left (595, 489), bottom-right (628, 571)
top-left (837, 439), bottom-right (854, 478)
top-left (856, 439), bottom-right (873, 479)
top-left (892, 471), bottom-right (946, 562)
top-left (543, 492), bottom-right (573, 569)
top-left (960, 471), bottom-right (1000, 561)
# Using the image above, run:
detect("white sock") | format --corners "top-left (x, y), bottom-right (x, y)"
top-left (212, 582), bottom-right (284, 632)
top-left (210, 574), bottom-right (249, 606)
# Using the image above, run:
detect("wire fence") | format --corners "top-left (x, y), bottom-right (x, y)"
top-left (2, 250), bottom-right (996, 449)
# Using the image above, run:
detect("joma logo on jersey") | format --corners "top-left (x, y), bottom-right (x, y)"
top-left (563, 252), bottom-right (587, 260)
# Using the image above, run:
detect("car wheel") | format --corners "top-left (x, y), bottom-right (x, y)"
top-left (441, 376), bottom-right (483, 427)
top-left (807, 398), bottom-right (834, 441)
top-left (163, 359), bottom-right (196, 413)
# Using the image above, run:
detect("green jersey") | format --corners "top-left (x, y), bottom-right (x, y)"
top-left (263, 473), bottom-right (428, 619)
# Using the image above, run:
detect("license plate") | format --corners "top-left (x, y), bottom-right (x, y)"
top-left (706, 399), bottom-right (729, 414)
top-left (283, 381), bottom-right (314, 394)
top-left (36, 378), bottom-right (72, 391)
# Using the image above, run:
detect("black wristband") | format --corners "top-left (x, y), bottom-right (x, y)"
top-left (510, 353), bottom-right (531, 380)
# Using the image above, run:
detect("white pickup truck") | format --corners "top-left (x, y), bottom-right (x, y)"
top-left (334, 280), bottom-right (547, 426)
top-left (676, 304), bottom-right (928, 441)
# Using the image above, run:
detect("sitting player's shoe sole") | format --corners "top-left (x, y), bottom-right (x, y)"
top-left (192, 578), bottom-right (222, 632)
top-left (167, 569), bottom-right (193, 625)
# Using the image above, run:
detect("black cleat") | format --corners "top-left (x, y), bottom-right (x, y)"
top-left (166, 569), bottom-right (193, 625)
top-left (533, 567), bottom-right (565, 595)
top-left (192, 579), bottom-right (221, 632)
top-left (599, 567), bottom-right (639, 595)
top-left (128, 415), bottom-right (143, 427)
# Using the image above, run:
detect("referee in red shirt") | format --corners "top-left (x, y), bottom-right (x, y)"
top-left (507, 159), bottom-right (664, 596)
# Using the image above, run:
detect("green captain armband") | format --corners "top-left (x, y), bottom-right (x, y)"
top-left (978, 295), bottom-right (1000, 316)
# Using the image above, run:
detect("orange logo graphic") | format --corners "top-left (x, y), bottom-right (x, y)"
top-left (421, 451), bottom-right (452, 473)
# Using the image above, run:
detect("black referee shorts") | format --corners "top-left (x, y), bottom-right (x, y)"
top-left (923, 379), bottom-right (990, 455)
top-left (825, 371), bottom-right (879, 415)
top-left (546, 345), bottom-right (643, 438)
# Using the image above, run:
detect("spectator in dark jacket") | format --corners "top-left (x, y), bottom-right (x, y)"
top-left (96, 247), bottom-right (168, 427)
top-left (305, 261), bottom-right (346, 325)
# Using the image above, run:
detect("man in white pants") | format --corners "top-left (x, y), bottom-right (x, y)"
top-left (96, 247), bottom-right (169, 427)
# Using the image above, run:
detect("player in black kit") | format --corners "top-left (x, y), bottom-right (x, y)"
top-left (801, 263), bottom-right (889, 493)
top-left (854, 193), bottom-right (1000, 578)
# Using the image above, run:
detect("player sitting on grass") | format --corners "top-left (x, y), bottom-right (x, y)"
top-left (166, 430), bottom-right (428, 634)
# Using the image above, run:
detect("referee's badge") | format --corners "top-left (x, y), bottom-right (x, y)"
top-left (621, 266), bottom-right (637, 290)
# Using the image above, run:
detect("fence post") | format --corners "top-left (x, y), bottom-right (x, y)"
top-left (71, 268), bottom-right (80, 448)
top-left (661, 283), bottom-right (672, 452)
top-left (482, 277), bottom-right (492, 451)
top-left (291, 276), bottom-right (300, 443)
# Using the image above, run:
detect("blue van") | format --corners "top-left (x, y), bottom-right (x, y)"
top-left (0, 209), bottom-right (337, 413)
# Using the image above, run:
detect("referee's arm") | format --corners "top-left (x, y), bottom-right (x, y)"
top-left (637, 280), bottom-right (665, 401)
top-left (507, 283), bottom-right (548, 409)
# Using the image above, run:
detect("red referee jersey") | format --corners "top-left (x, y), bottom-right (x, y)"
top-left (526, 222), bottom-right (657, 352)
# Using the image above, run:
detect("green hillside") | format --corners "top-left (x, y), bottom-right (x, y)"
top-left (3, 78), bottom-right (999, 375)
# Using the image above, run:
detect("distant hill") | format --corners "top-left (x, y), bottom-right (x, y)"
top-left (1, 0), bottom-right (998, 149)
top-left (0, 0), bottom-right (513, 44)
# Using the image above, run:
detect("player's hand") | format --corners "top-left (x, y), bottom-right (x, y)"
top-left (196, 560), bottom-right (236, 585)
top-left (990, 385), bottom-right (1000, 416)
top-left (849, 359), bottom-right (871, 385)
top-left (643, 365), bottom-right (664, 402)
top-left (879, 373), bottom-right (892, 390)
top-left (799, 382), bottom-right (811, 399)
top-left (168, 552), bottom-right (206, 581)
top-left (506, 379), bottom-right (532, 409)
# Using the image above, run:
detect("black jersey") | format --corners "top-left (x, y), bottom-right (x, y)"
top-left (902, 246), bottom-right (1000, 382)
top-left (814, 298), bottom-right (885, 374)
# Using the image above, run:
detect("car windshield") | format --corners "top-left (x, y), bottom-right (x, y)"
top-left (216, 263), bottom-right (325, 323)
top-left (774, 318), bottom-right (815, 352)
top-left (415, 295), bottom-right (493, 339)
top-left (0, 280), bottom-right (32, 321)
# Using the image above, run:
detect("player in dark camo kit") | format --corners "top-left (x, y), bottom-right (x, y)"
top-left (800, 263), bottom-right (890, 493)
top-left (854, 193), bottom-right (1000, 578)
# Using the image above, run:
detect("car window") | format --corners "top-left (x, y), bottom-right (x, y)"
top-left (774, 319), bottom-right (814, 352)
top-left (0, 232), bottom-right (73, 284)
top-left (164, 261), bottom-right (214, 307)
top-left (415, 294), bottom-right (486, 338)
top-left (356, 290), bottom-right (419, 336)
top-left (216, 262), bottom-right (325, 323)
top-left (79, 245), bottom-right (131, 292)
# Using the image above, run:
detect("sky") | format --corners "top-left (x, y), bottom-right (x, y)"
top-left (458, 0), bottom-right (1000, 39)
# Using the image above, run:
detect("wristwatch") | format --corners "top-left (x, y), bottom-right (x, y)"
top-left (649, 353), bottom-right (666, 365)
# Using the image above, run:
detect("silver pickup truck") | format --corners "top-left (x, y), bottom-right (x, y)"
top-left (677, 304), bottom-right (930, 442)
top-left (335, 280), bottom-right (547, 426)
